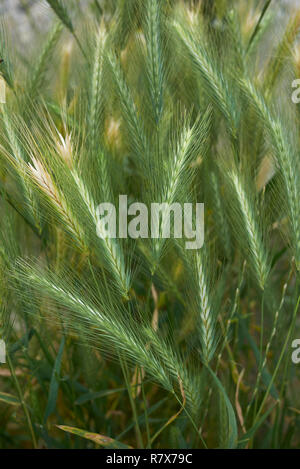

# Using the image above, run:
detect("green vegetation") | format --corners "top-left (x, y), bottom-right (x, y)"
top-left (0, 0), bottom-right (300, 449)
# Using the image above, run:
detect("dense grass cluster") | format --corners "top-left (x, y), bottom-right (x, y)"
top-left (1, 0), bottom-right (300, 449)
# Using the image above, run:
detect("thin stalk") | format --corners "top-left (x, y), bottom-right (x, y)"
top-left (120, 356), bottom-right (144, 449)
top-left (246, 0), bottom-right (273, 52)
top-left (141, 370), bottom-right (151, 449)
top-left (73, 34), bottom-right (88, 61)
top-left (252, 294), bottom-right (300, 428)
top-left (7, 353), bottom-right (38, 449)
top-left (272, 273), bottom-right (300, 446)
top-left (1, 189), bottom-right (42, 240)
top-left (94, 0), bottom-right (103, 16)
top-left (252, 290), bottom-right (265, 421)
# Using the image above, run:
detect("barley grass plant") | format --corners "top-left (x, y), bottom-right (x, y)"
top-left (0, 0), bottom-right (300, 449)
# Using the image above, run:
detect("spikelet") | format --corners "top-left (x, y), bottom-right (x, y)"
top-left (145, 0), bottom-right (164, 124)
top-left (174, 21), bottom-right (238, 139)
top-left (229, 168), bottom-right (269, 289)
top-left (195, 251), bottom-right (217, 364)
top-left (240, 79), bottom-right (300, 269)
top-left (56, 130), bottom-right (73, 169)
top-left (105, 117), bottom-right (122, 151)
top-left (28, 157), bottom-right (84, 246)
top-left (45, 0), bottom-right (74, 33)
top-left (28, 21), bottom-right (63, 97)
top-left (90, 21), bottom-right (107, 153)
top-left (108, 53), bottom-right (148, 161)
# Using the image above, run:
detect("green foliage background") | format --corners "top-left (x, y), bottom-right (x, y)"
top-left (0, 0), bottom-right (300, 449)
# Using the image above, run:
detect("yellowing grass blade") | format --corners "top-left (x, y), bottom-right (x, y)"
top-left (56, 425), bottom-right (132, 449)
top-left (0, 391), bottom-right (20, 406)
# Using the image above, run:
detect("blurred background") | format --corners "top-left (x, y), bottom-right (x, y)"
top-left (1, 0), bottom-right (300, 45)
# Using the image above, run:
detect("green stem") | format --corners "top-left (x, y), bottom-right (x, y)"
top-left (253, 293), bottom-right (300, 427)
top-left (94, 0), bottom-right (103, 16)
top-left (7, 352), bottom-right (38, 449)
top-left (246, 0), bottom-right (272, 53)
top-left (252, 290), bottom-right (265, 422)
top-left (73, 34), bottom-right (88, 61)
top-left (141, 372), bottom-right (151, 449)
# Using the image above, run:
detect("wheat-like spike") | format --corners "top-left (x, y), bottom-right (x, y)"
top-left (145, 0), bottom-right (164, 124)
top-left (28, 157), bottom-right (85, 247)
top-left (174, 21), bottom-right (238, 139)
top-left (3, 1), bottom-right (300, 448)
top-left (195, 251), bottom-right (217, 364)
top-left (45, 0), bottom-right (86, 57)
top-left (48, 123), bottom-right (129, 297)
top-left (45, 0), bottom-right (74, 33)
top-left (89, 22), bottom-right (107, 153)
top-left (165, 125), bottom-right (193, 203)
top-left (177, 241), bottom-right (218, 365)
top-left (263, 10), bottom-right (300, 96)
top-left (2, 110), bottom-right (26, 167)
top-left (56, 129), bottom-right (73, 169)
top-left (72, 171), bottom-right (130, 298)
top-left (14, 263), bottom-right (176, 394)
top-left (168, 108), bottom-right (211, 204)
top-left (108, 53), bottom-right (148, 161)
top-left (28, 21), bottom-right (63, 97)
top-left (98, 151), bottom-right (114, 205)
top-left (0, 213), bottom-right (19, 343)
top-left (229, 169), bottom-right (269, 289)
top-left (151, 119), bottom-right (194, 260)
top-left (271, 124), bottom-right (300, 267)
top-left (144, 325), bottom-right (202, 414)
top-left (226, 9), bottom-right (246, 74)
top-left (1, 110), bottom-right (42, 231)
top-left (0, 21), bottom-right (14, 89)
top-left (152, 109), bottom-right (210, 262)
top-left (87, 33), bottom-right (115, 207)
top-left (240, 79), bottom-right (300, 269)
